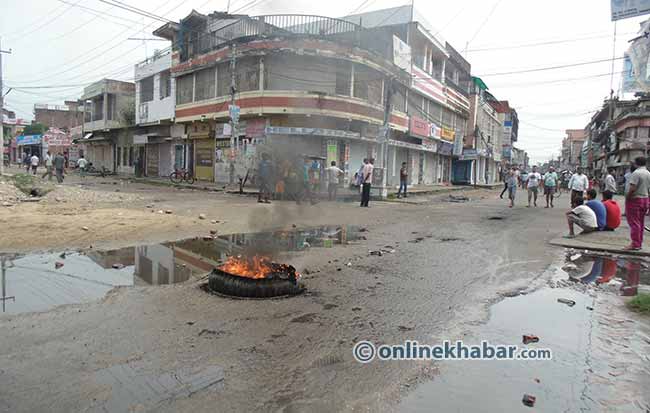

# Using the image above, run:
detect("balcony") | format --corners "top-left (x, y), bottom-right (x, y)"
top-left (183, 14), bottom-right (364, 61)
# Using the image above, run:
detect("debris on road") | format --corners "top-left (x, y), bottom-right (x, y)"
top-left (570, 254), bottom-right (582, 262)
top-left (165, 210), bottom-right (173, 214)
top-left (210, 230), bottom-right (218, 235)
top-left (557, 298), bottom-right (576, 307)
top-left (82, 226), bottom-right (89, 231)
top-left (55, 262), bottom-right (64, 269)
top-left (522, 394), bottom-right (536, 407)
top-left (586, 306), bottom-right (594, 311)
top-left (199, 214), bottom-right (206, 220)
top-left (59, 252), bottom-right (66, 259)
top-left (448, 194), bottom-right (469, 203)
top-left (112, 263), bottom-right (124, 270)
top-left (369, 250), bottom-right (383, 256)
top-left (522, 335), bottom-right (540, 344)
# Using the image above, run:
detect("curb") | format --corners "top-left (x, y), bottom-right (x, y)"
top-left (549, 237), bottom-right (650, 257)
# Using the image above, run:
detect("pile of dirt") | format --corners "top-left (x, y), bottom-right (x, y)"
top-left (43, 185), bottom-right (146, 204)
top-left (0, 178), bottom-right (27, 204)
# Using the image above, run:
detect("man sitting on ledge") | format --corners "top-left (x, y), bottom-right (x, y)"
top-left (602, 190), bottom-right (621, 231)
top-left (564, 195), bottom-right (598, 239)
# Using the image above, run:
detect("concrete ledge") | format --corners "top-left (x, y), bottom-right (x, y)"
top-left (549, 230), bottom-right (650, 257)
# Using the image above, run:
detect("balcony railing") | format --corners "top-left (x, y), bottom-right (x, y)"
top-left (184, 14), bottom-right (363, 60)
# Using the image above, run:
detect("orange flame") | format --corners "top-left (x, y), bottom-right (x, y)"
top-left (219, 255), bottom-right (275, 279)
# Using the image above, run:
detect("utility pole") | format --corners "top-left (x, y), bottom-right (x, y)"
top-left (0, 37), bottom-right (13, 176)
top-left (228, 43), bottom-right (239, 186)
top-left (379, 78), bottom-right (394, 198)
top-left (0, 256), bottom-right (15, 313)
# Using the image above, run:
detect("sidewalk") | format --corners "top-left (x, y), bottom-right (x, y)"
top-left (549, 229), bottom-right (650, 257)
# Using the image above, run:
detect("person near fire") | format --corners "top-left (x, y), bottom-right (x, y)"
top-left (397, 162), bottom-right (408, 198)
top-left (257, 153), bottom-right (273, 204)
top-left (360, 158), bottom-right (374, 207)
top-left (624, 156), bottom-right (650, 250)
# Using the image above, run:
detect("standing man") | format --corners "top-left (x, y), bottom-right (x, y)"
top-left (360, 158), bottom-right (374, 207)
top-left (53, 152), bottom-right (65, 184)
top-left (624, 156), bottom-right (650, 250)
top-left (77, 155), bottom-right (88, 179)
top-left (568, 167), bottom-right (589, 208)
top-left (397, 162), bottom-right (408, 198)
top-left (30, 153), bottom-right (39, 175)
top-left (526, 165), bottom-right (542, 208)
top-left (42, 151), bottom-right (53, 181)
top-left (543, 166), bottom-right (558, 208)
top-left (603, 167), bottom-right (617, 198)
top-left (507, 167), bottom-right (518, 208)
top-left (499, 165), bottom-right (510, 199)
top-left (257, 153), bottom-right (273, 204)
top-left (519, 168), bottom-right (528, 189)
top-left (325, 161), bottom-right (343, 201)
top-left (23, 152), bottom-right (30, 173)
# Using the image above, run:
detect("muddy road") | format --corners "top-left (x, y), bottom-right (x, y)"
top-left (1, 177), bottom-right (646, 412)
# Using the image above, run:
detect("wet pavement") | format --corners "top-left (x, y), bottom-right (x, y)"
top-left (399, 253), bottom-right (650, 413)
top-left (0, 225), bottom-right (360, 315)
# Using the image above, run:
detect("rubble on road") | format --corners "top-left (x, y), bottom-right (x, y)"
top-left (0, 179), bottom-right (27, 204)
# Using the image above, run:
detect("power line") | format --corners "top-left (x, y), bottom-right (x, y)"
top-left (478, 56), bottom-right (627, 77)
top-left (467, 0), bottom-right (503, 46)
top-left (7, 0), bottom-right (82, 41)
top-left (97, 0), bottom-right (173, 23)
top-left (1, 3), bottom-right (67, 39)
top-left (53, 0), bottom-right (140, 28)
top-left (467, 32), bottom-right (636, 52)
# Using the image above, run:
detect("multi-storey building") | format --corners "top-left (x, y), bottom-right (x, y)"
top-left (133, 49), bottom-right (184, 177)
top-left (78, 79), bottom-right (135, 171)
top-left (34, 101), bottom-right (83, 131)
top-left (561, 129), bottom-right (586, 170)
top-left (493, 100), bottom-right (519, 166)
top-left (152, 6), bottom-right (471, 189)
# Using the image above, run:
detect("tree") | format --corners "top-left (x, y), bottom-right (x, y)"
top-left (21, 122), bottom-right (48, 135)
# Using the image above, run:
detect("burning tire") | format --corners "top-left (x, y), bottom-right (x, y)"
top-left (207, 255), bottom-right (304, 298)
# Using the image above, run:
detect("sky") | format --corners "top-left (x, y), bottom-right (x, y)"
top-left (1, 0), bottom-right (649, 163)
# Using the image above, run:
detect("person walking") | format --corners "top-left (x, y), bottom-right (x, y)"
top-left (41, 151), bottom-right (54, 181)
top-left (507, 167), bottom-right (518, 208)
top-left (30, 153), bottom-right (39, 175)
top-left (77, 155), bottom-right (88, 179)
top-left (624, 156), bottom-right (650, 250)
top-left (397, 162), bottom-right (408, 198)
top-left (526, 165), bottom-right (542, 208)
top-left (603, 167), bottom-right (617, 199)
top-left (22, 152), bottom-right (30, 173)
top-left (499, 165), bottom-right (510, 199)
top-left (568, 167), bottom-right (589, 208)
top-left (53, 152), bottom-right (65, 183)
top-left (325, 161), bottom-right (343, 201)
top-left (360, 158), bottom-right (374, 207)
top-left (543, 166), bottom-right (558, 208)
top-left (257, 153), bottom-right (273, 204)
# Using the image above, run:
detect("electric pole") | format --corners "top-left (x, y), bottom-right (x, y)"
top-left (0, 37), bottom-right (13, 176)
top-left (228, 43), bottom-right (239, 186)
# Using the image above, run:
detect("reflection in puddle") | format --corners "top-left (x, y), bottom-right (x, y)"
top-left (0, 225), bottom-right (358, 315)
top-left (564, 253), bottom-right (650, 296)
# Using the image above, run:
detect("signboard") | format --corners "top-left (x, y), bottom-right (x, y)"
top-left (438, 142), bottom-right (453, 156)
top-left (611, 0), bottom-right (650, 21)
top-left (441, 127), bottom-right (455, 142)
top-left (15, 134), bottom-right (42, 146)
top-left (409, 116), bottom-right (430, 138)
top-left (452, 133), bottom-right (463, 156)
top-left (43, 132), bottom-right (72, 147)
top-left (622, 53), bottom-right (641, 93)
top-left (133, 135), bottom-right (148, 145)
top-left (229, 104), bottom-right (240, 123)
top-left (265, 126), bottom-right (360, 139)
top-left (392, 35), bottom-right (412, 74)
top-left (430, 123), bottom-right (441, 139)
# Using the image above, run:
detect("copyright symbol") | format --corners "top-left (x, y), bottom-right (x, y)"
top-left (353, 341), bottom-right (376, 363)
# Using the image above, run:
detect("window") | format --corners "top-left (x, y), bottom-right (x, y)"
top-left (429, 101), bottom-right (442, 124)
top-left (217, 61), bottom-right (230, 97)
top-left (106, 94), bottom-right (115, 120)
top-left (335, 61), bottom-right (351, 96)
top-left (235, 57), bottom-right (259, 92)
top-left (93, 98), bottom-right (103, 121)
top-left (140, 76), bottom-right (154, 103)
top-left (176, 74), bottom-right (194, 104)
top-left (353, 64), bottom-right (382, 105)
top-left (159, 71), bottom-right (171, 99)
top-left (392, 87), bottom-right (406, 113)
top-left (194, 67), bottom-right (216, 101)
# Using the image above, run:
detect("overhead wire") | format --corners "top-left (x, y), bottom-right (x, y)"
top-left (97, 0), bottom-right (174, 23)
top-left (53, 0), bottom-right (141, 28)
top-left (6, 0), bottom-right (82, 41)
top-left (478, 56), bottom-right (627, 77)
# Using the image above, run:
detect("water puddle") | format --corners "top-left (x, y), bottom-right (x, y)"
top-left (400, 253), bottom-right (650, 412)
top-left (0, 225), bottom-right (359, 315)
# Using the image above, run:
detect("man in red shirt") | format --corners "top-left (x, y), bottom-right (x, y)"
top-left (602, 190), bottom-right (621, 231)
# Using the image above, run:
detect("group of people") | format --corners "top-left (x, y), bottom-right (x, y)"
top-left (561, 157), bottom-right (650, 251)
top-left (501, 165), bottom-right (560, 209)
top-left (21, 151), bottom-right (88, 183)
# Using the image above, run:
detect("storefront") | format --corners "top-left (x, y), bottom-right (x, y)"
top-left (188, 122), bottom-right (213, 181)
top-left (15, 134), bottom-right (43, 160)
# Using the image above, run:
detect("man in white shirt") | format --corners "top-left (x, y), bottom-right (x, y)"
top-left (603, 167), bottom-right (617, 198)
top-left (30, 154), bottom-right (39, 175)
top-left (360, 158), bottom-right (374, 207)
top-left (41, 151), bottom-right (54, 181)
top-left (325, 161), bottom-right (343, 201)
top-left (568, 167), bottom-right (589, 208)
top-left (564, 194), bottom-right (598, 238)
top-left (526, 165), bottom-right (542, 208)
top-left (77, 156), bottom-right (88, 179)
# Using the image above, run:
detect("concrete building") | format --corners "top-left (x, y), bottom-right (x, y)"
top-left (34, 102), bottom-right (83, 131)
top-left (453, 77), bottom-right (501, 185)
top-left (79, 79), bottom-right (135, 171)
top-left (152, 6), bottom-right (471, 190)
top-left (561, 129), bottom-right (586, 170)
top-left (133, 49), bottom-right (184, 178)
top-left (2, 108), bottom-right (28, 163)
top-left (493, 100), bottom-right (519, 166)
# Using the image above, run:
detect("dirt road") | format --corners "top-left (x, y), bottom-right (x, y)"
top-left (1, 176), bottom-right (646, 412)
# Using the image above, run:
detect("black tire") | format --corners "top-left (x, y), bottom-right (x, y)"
top-left (185, 174), bottom-right (195, 185)
top-left (170, 171), bottom-right (181, 184)
top-left (208, 269), bottom-right (303, 298)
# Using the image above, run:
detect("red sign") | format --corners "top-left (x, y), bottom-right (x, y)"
top-left (409, 116), bottom-right (431, 138)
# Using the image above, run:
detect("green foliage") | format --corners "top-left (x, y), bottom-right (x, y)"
top-left (21, 123), bottom-right (48, 136)
top-left (627, 293), bottom-right (650, 314)
top-left (11, 173), bottom-right (54, 197)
